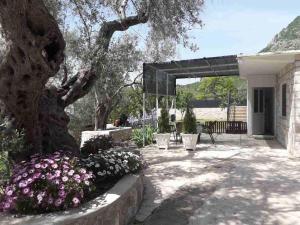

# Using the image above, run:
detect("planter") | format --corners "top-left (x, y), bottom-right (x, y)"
top-left (181, 133), bottom-right (198, 151)
top-left (0, 174), bottom-right (144, 225)
top-left (155, 133), bottom-right (171, 150)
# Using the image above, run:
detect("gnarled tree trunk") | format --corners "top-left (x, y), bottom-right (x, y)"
top-left (0, 0), bottom-right (149, 158)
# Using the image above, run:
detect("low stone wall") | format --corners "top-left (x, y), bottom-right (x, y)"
top-left (81, 127), bottom-right (132, 147)
top-left (0, 174), bottom-right (144, 225)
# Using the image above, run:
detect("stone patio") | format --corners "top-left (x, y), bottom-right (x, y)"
top-left (133, 134), bottom-right (300, 225)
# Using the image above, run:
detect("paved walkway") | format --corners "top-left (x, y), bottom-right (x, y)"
top-left (133, 134), bottom-right (300, 225)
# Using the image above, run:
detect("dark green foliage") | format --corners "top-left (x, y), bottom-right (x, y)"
top-left (183, 106), bottom-right (197, 134)
top-left (158, 105), bottom-right (170, 133)
top-left (119, 113), bottom-right (128, 126)
top-left (80, 136), bottom-right (113, 156)
top-left (132, 125), bottom-right (156, 148)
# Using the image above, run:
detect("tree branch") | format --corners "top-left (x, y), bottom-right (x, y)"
top-left (60, 69), bottom-right (97, 107)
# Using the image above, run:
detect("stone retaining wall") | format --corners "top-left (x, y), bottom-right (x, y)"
top-left (81, 127), bottom-right (132, 147)
top-left (0, 174), bottom-right (144, 225)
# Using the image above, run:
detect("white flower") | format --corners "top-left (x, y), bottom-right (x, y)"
top-left (95, 163), bottom-right (100, 168)
top-left (107, 171), bottom-right (111, 175)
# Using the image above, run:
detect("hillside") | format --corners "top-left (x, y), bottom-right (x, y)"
top-left (261, 16), bottom-right (300, 52)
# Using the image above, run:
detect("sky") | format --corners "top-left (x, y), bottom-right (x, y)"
top-left (141, 0), bottom-right (300, 84)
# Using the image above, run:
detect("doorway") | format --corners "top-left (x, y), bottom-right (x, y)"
top-left (252, 87), bottom-right (274, 135)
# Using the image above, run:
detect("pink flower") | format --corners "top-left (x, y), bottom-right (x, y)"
top-left (59, 184), bottom-right (65, 190)
top-left (18, 181), bottom-right (27, 188)
top-left (72, 197), bottom-right (80, 206)
top-left (28, 191), bottom-right (34, 197)
top-left (34, 163), bottom-right (41, 169)
top-left (4, 202), bottom-right (10, 209)
top-left (73, 174), bottom-right (80, 179)
top-left (62, 176), bottom-right (68, 182)
top-left (33, 172), bottom-right (41, 179)
top-left (54, 198), bottom-right (62, 207)
top-left (67, 170), bottom-right (75, 176)
top-left (79, 168), bottom-right (86, 174)
top-left (41, 163), bottom-right (48, 169)
top-left (27, 178), bottom-right (33, 184)
top-left (5, 189), bottom-right (13, 196)
top-left (52, 163), bottom-right (58, 169)
top-left (22, 188), bottom-right (30, 195)
top-left (37, 194), bottom-right (43, 204)
top-left (54, 179), bottom-right (60, 185)
top-left (55, 170), bottom-right (61, 177)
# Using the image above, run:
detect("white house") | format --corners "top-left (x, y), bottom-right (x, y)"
top-left (238, 50), bottom-right (300, 157)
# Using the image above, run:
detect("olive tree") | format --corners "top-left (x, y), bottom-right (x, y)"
top-left (0, 0), bottom-right (204, 157)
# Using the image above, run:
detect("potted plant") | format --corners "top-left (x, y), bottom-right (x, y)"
top-left (181, 105), bottom-right (198, 151)
top-left (156, 104), bottom-right (171, 150)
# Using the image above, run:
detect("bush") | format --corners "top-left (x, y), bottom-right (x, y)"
top-left (183, 106), bottom-right (197, 134)
top-left (81, 150), bottom-right (142, 183)
top-left (0, 152), bottom-right (94, 214)
top-left (132, 125), bottom-right (156, 148)
top-left (81, 136), bottom-right (113, 156)
top-left (158, 105), bottom-right (170, 133)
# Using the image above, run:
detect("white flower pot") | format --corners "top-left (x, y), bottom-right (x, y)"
top-left (155, 133), bottom-right (171, 150)
top-left (181, 133), bottom-right (198, 151)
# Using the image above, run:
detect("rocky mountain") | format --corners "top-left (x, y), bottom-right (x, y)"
top-left (260, 16), bottom-right (300, 52)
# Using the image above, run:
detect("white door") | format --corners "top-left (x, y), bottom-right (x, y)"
top-left (252, 88), bottom-right (264, 134)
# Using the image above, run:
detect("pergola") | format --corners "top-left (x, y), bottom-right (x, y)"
top-left (142, 54), bottom-right (240, 145)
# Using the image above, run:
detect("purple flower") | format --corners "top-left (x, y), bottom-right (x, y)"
top-left (54, 179), bottom-right (60, 185)
top-left (28, 191), bottom-right (34, 198)
top-left (59, 184), bottom-right (65, 190)
top-left (54, 198), bottom-right (62, 207)
top-left (29, 169), bottom-right (35, 174)
top-left (22, 172), bottom-right (28, 178)
top-left (58, 190), bottom-right (65, 197)
top-left (48, 197), bottom-right (54, 204)
top-left (62, 176), bottom-right (68, 182)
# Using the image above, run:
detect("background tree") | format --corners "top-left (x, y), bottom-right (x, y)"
top-left (176, 90), bottom-right (195, 118)
top-left (197, 77), bottom-right (247, 108)
top-left (0, 0), bottom-right (205, 157)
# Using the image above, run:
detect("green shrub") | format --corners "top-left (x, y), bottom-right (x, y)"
top-left (132, 125), bottom-right (156, 148)
top-left (183, 106), bottom-right (197, 134)
top-left (158, 105), bottom-right (170, 133)
top-left (81, 136), bottom-right (113, 156)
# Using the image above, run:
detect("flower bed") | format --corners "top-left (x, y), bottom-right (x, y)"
top-left (0, 173), bottom-right (144, 225)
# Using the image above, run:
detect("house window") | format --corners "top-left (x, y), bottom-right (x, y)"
top-left (254, 88), bottom-right (264, 113)
top-left (282, 84), bottom-right (287, 117)
top-left (254, 89), bottom-right (259, 113)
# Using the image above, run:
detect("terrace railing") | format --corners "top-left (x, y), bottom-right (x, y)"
top-left (204, 121), bottom-right (247, 134)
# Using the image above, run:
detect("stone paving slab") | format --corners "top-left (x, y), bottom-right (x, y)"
top-left (133, 134), bottom-right (300, 225)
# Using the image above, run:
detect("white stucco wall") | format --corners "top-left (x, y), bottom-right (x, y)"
top-left (275, 63), bottom-right (295, 147)
top-left (158, 108), bottom-right (228, 121)
top-left (286, 60), bottom-right (300, 157)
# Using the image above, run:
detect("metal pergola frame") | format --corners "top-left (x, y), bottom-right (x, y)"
top-left (142, 55), bottom-right (240, 146)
